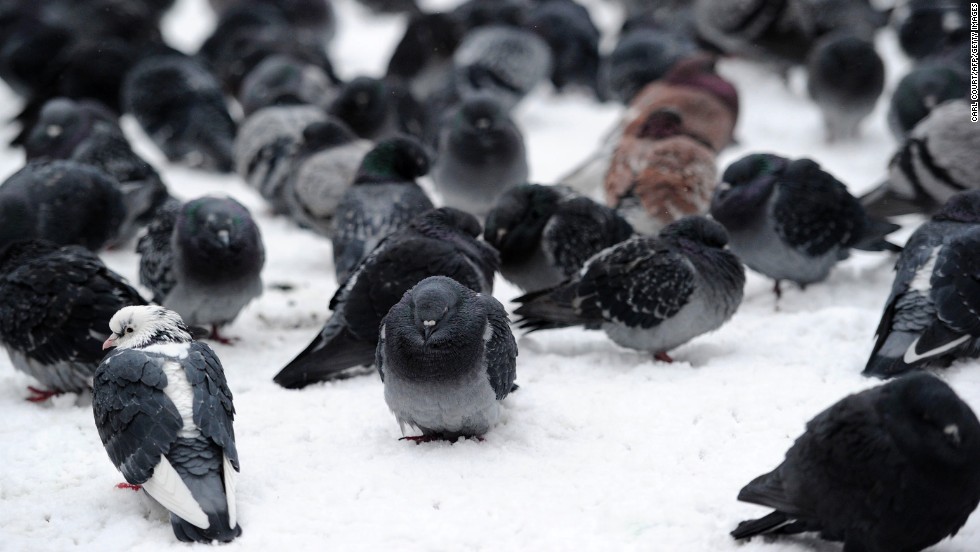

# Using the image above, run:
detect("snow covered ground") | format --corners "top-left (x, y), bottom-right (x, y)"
top-left (2, 0), bottom-right (979, 550)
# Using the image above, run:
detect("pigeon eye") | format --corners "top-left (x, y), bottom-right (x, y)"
top-left (126, 328), bottom-right (134, 334)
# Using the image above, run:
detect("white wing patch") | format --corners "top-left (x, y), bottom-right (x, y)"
top-left (904, 334), bottom-right (971, 364)
top-left (160, 360), bottom-right (200, 440)
top-left (143, 455), bottom-right (210, 530)
top-left (909, 247), bottom-right (940, 292)
top-left (223, 454), bottom-right (238, 529)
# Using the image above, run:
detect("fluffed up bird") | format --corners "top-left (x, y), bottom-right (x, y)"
top-left (806, 33), bottom-right (885, 142)
top-left (94, 305), bottom-right (241, 543)
top-left (514, 216), bottom-right (744, 362)
top-left (711, 153), bottom-right (901, 296)
top-left (137, 197), bottom-right (265, 343)
top-left (0, 240), bottom-right (146, 401)
top-left (386, 12), bottom-right (462, 98)
top-left (599, 28), bottom-right (695, 105)
top-left (731, 372), bottom-right (980, 552)
top-left (888, 63), bottom-right (968, 141)
top-left (452, 25), bottom-right (552, 110)
top-left (328, 76), bottom-right (426, 142)
top-left (865, 190), bottom-right (980, 379)
top-left (274, 207), bottom-right (498, 389)
top-left (237, 54), bottom-right (337, 116)
top-left (484, 183), bottom-right (634, 292)
top-left (526, 0), bottom-right (602, 98)
top-left (378, 276), bottom-right (517, 441)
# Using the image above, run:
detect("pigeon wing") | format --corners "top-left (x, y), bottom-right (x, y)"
top-left (482, 295), bottom-right (517, 400)
top-left (773, 159), bottom-right (864, 256)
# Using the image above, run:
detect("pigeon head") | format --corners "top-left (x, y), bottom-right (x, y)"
top-left (411, 207), bottom-right (483, 238)
top-left (24, 98), bottom-right (112, 160)
top-left (933, 190), bottom-right (980, 223)
top-left (710, 153), bottom-right (788, 229)
top-left (176, 197), bottom-right (264, 274)
top-left (299, 119), bottom-right (357, 155)
top-left (329, 76), bottom-right (387, 138)
top-left (103, 305), bottom-right (192, 350)
top-left (635, 108), bottom-right (686, 141)
top-left (660, 216), bottom-right (729, 248)
top-left (408, 276), bottom-right (466, 342)
top-left (662, 54), bottom-right (739, 119)
top-left (453, 95), bottom-right (512, 140)
top-left (484, 183), bottom-right (566, 261)
top-left (890, 65), bottom-right (968, 139)
top-left (355, 136), bottom-right (430, 184)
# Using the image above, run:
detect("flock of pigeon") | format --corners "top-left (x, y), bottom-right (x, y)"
top-left (0, 0), bottom-right (979, 549)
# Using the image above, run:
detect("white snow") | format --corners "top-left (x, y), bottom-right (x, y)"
top-left (2, 0), bottom-right (979, 551)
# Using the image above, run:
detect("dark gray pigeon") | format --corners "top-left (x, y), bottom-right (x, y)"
top-left (888, 64), bottom-right (968, 141)
top-left (452, 25), bottom-right (552, 110)
top-left (484, 183), bottom-right (634, 292)
top-left (237, 54), bottom-right (337, 116)
top-left (431, 95), bottom-right (528, 218)
top-left (806, 33), bottom-right (885, 142)
top-left (526, 0), bottom-right (602, 98)
top-left (731, 373), bottom-right (980, 552)
top-left (0, 159), bottom-right (125, 251)
top-left (95, 305), bottom-right (241, 543)
top-left (0, 240), bottom-right (146, 401)
top-left (378, 275), bottom-right (517, 440)
top-left (234, 104), bottom-right (327, 214)
top-left (711, 154), bottom-right (901, 297)
top-left (331, 136), bottom-right (434, 283)
top-left (863, 100), bottom-right (980, 218)
top-left (328, 76), bottom-right (426, 142)
top-left (599, 28), bottom-right (695, 104)
top-left (386, 12), bottom-right (462, 98)
top-left (514, 216), bottom-right (744, 362)
top-left (894, 0), bottom-right (968, 62)
top-left (137, 196), bottom-right (265, 343)
top-left (122, 54), bottom-right (237, 172)
top-left (865, 191), bottom-right (980, 379)
top-left (274, 207), bottom-right (498, 389)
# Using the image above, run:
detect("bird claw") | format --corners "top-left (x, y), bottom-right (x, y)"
top-left (399, 435), bottom-right (485, 444)
top-left (208, 326), bottom-right (239, 345)
top-left (25, 386), bottom-right (62, 403)
top-left (115, 482), bottom-right (142, 491)
top-left (654, 352), bottom-right (673, 363)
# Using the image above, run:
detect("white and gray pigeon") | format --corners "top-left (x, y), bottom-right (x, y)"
top-left (431, 95), bottom-right (528, 219)
top-left (514, 216), bottom-right (745, 362)
top-left (484, 183), bottom-right (634, 292)
top-left (452, 25), bottom-right (552, 111)
top-left (865, 190), bottom-right (980, 379)
top-left (330, 136), bottom-right (434, 283)
top-left (0, 240), bottom-right (146, 401)
top-left (137, 196), bottom-right (265, 343)
top-left (274, 207), bottom-right (498, 389)
top-left (863, 100), bottom-right (980, 218)
top-left (710, 153), bottom-right (901, 297)
top-left (94, 305), bottom-right (241, 543)
top-left (377, 275), bottom-right (517, 441)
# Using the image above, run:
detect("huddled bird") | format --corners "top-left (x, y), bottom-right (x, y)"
top-left (526, 0), bottom-right (601, 98)
top-left (237, 54), bottom-right (337, 117)
top-left (328, 76), bottom-right (425, 142)
top-left (888, 64), bottom-right (968, 141)
top-left (806, 33), bottom-right (885, 143)
top-left (452, 24), bottom-right (552, 110)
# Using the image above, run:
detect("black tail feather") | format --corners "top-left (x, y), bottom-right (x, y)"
top-left (859, 182), bottom-right (936, 218)
top-left (862, 353), bottom-right (917, 379)
top-left (273, 324), bottom-right (377, 389)
top-left (853, 217), bottom-right (902, 253)
top-left (512, 284), bottom-right (590, 333)
top-left (731, 511), bottom-right (800, 540)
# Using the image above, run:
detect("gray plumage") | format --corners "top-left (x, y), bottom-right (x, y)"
top-left (94, 306), bottom-right (241, 543)
top-left (378, 276), bottom-right (517, 439)
top-left (888, 63), bottom-right (968, 141)
top-left (731, 373), bottom-right (980, 552)
top-left (452, 25), bottom-right (552, 111)
top-left (432, 96), bottom-right (528, 219)
top-left (328, 76), bottom-right (426, 142)
top-left (865, 190), bottom-right (980, 379)
top-left (514, 216), bottom-right (745, 360)
top-left (234, 104), bottom-right (327, 214)
top-left (599, 29), bottom-right (696, 104)
top-left (526, 0), bottom-right (602, 98)
top-left (237, 54), bottom-right (337, 116)
top-left (806, 33), bottom-right (885, 142)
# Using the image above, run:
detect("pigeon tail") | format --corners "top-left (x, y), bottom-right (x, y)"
top-left (273, 321), bottom-right (377, 389)
top-left (863, 330), bottom-right (918, 379)
top-left (168, 439), bottom-right (241, 544)
top-left (731, 511), bottom-right (803, 540)
top-left (852, 217), bottom-right (903, 253)
top-left (512, 283), bottom-right (593, 332)
top-left (859, 181), bottom-right (936, 218)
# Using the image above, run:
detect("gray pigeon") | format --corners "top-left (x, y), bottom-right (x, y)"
top-left (806, 33), bottom-right (885, 143)
top-left (865, 190), bottom-right (980, 379)
top-left (526, 0), bottom-right (602, 98)
top-left (452, 25), bottom-right (552, 110)
top-left (731, 373), bottom-right (980, 552)
top-left (888, 64), bottom-right (968, 141)
top-left (328, 76), bottom-right (427, 142)
top-left (94, 305), bottom-right (241, 543)
top-left (514, 216), bottom-right (745, 362)
top-left (137, 196), bottom-right (265, 343)
top-left (431, 95), bottom-right (528, 218)
top-left (234, 104), bottom-right (327, 214)
top-left (863, 100), bottom-right (980, 218)
top-left (711, 154), bottom-right (901, 297)
top-left (0, 240), bottom-right (146, 401)
top-left (378, 275), bottom-right (517, 440)
top-left (274, 207), bottom-right (498, 389)
top-left (484, 183), bottom-right (634, 292)
top-left (237, 54), bottom-right (337, 116)
top-left (331, 136), bottom-right (434, 283)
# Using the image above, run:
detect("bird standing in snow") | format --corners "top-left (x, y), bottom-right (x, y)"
top-left (806, 33), bottom-right (885, 143)
top-left (378, 276), bottom-right (517, 441)
top-left (94, 305), bottom-right (241, 543)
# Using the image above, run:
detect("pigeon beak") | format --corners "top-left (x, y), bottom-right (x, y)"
top-left (496, 228), bottom-right (507, 241)
top-left (945, 424), bottom-right (961, 447)
top-left (422, 320), bottom-right (436, 340)
top-left (102, 335), bottom-right (117, 350)
top-left (217, 229), bottom-right (230, 247)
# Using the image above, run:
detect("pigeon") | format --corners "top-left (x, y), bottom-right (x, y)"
top-left (806, 34), bottom-right (885, 142)
top-left (452, 25), bottom-right (552, 111)
top-left (863, 100), bottom-right (980, 218)
top-left (274, 207), bottom-right (498, 389)
top-left (386, 12), bottom-right (462, 98)
top-left (526, 0), bottom-right (602, 98)
top-left (211, 0), bottom-right (336, 46)
top-left (514, 216), bottom-right (745, 362)
top-left (378, 275), bottom-right (517, 440)
top-left (328, 76), bottom-right (426, 142)
top-left (599, 28), bottom-right (696, 105)
top-left (431, 96), bottom-right (528, 219)
top-left (484, 184), bottom-right (634, 292)
top-left (233, 104), bottom-right (327, 214)
top-left (894, 0), bottom-right (969, 62)
top-left (864, 190), bottom-right (980, 379)
top-left (330, 136), bottom-right (435, 283)
top-left (137, 197), bottom-right (265, 342)
top-left (452, 0), bottom-right (528, 31)
top-left (0, 240), bottom-right (146, 401)
top-left (0, 160), bottom-right (125, 251)
top-left (94, 305), bottom-right (241, 543)
top-left (122, 54), bottom-right (237, 172)
top-left (731, 372), bottom-right (980, 552)
top-left (888, 64), bottom-right (968, 141)
top-left (237, 54), bottom-right (337, 116)
top-left (354, 0), bottom-right (420, 14)
top-left (711, 154), bottom-right (900, 296)
top-left (283, 119), bottom-right (373, 237)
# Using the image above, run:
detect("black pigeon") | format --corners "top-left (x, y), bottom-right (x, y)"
top-left (452, 25), bottom-right (552, 111)
top-left (378, 275), bottom-right (517, 440)
top-left (731, 373), bottom-right (980, 552)
top-left (894, 0), bottom-right (969, 62)
top-left (274, 207), bottom-right (499, 389)
top-left (484, 183), bottom-right (634, 292)
top-left (95, 305), bottom-right (241, 543)
top-left (514, 216), bottom-right (744, 362)
top-left (452, 0), bottom-right (528, 30)
top-left (806, 33), bottom-right (885, 142)
top-left (0, 160), bottom-right (125, 251)
top-left (599, 28), bottom-right (695, 104)
top-left (711, 154), bottom-right (901, 296)
top-left (331, 136), bottom-right (435, 283)
top-left (526, 0), bottom-right (602, 98)
top-left (137, 197), bottom-right (265, 342)
top-left (386, 12), bottom-right (462, 98)
top-left (237, 54), bottom-right (337, 116)
top-left (122, 54), bottom-right (238, 172)
top-left (865, 191), bottom-right (980, 378)
top-left (0, 240), bottom-right (146, 401)
top-left (354, 0), bottom-right (420, 15)
top-left (328, 76), bottom-right (426, 141)
top-left (888, 63), bottom-right (968, 141)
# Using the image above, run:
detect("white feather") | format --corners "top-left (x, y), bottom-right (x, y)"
top-left (909, 247), bottom-right (940, 292)
top-left (223, 454), bottom-right (238, 529)
top-left (904, 334), bottom-right (971, 364)
top-left (142, 455), bottom-right (210, 530)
